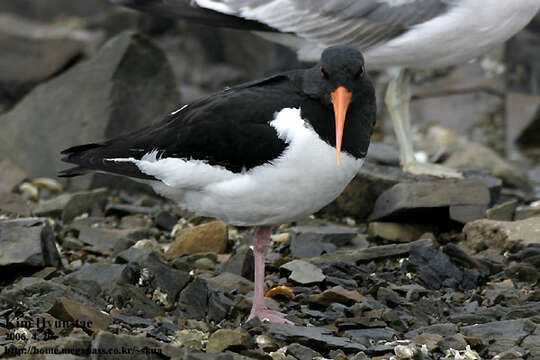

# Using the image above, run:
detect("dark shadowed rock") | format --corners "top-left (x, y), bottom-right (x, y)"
top-left (0, 31), bottom-right (179, 190)
top-left (221, 245), bottom-right (254, 280)
top-left (64, 263), bottom-right (132, 289)
top-left (91, 331), bottom-right (165, 360)
top-left (404, 246), bottom-right (479, 290)
top-left (0, 14), bottom-right (102, 97)
top-left (0, 0), bottom-right (109, 21)
top-left (370, 179), bottom-right (490, 223)
top-left (321, 162), bottom-right (425, 220)
top-left (0, 218), bottom-right (61, 269)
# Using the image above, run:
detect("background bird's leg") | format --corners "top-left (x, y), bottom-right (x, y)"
top-left (385, 69), bottom-right (463, 178)
top-left (248, 226), bottom-right (292, 324)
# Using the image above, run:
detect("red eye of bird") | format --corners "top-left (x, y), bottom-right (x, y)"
top-left (320, 67), bottom-right (328, 78)
top-left (356, 65), bottom-right (365, 79)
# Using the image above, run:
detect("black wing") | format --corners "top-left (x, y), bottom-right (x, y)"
top-left (60, 75), bottom-right (301, 179)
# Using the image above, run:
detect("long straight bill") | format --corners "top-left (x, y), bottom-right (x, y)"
top-left (330, 86), bottom-right (352, 166)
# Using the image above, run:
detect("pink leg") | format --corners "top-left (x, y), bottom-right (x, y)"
top-left (247, 226), bottom-right (292, 324)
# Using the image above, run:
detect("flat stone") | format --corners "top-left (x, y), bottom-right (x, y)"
top-left (410, 333), bottom-right (444, 352)
top-left (370, 179), bottom-right (490, 222)
top-left (286, 343), bottom-right (323, 360)
top-left (64, 263), bottom-right (130, 289)
top-left (48, 297), bottom-right (110, 332)
top-left (309, 286), bottom-right (365, 306)
top-left (33, 188), bottom-right (108, 223)
top-left (443, 142), bottom-right (527, 188)
top-left (366, 142), bottom-right (400, 166)
top-left (0, 218), bottom-right (61, 268)
top-left (461, 319), bottom-right (536, 355)
top-left (463, 217), bottom-right (540, 251)
top-left (167, 220), bottom-right (228, 258)
top-left (368, 222), bottom-right (432, 243)
top-left (281, 260), bottom-right (325, 285)
top-left (487, 200), bottom-right (519, 221)
top-left (207, 329), bottom-right (250, 353)
top-left (207, 272), bottom-right (253, 295)
top-left (76, 227), bottom-right (133, 255)
top-left (91, 331), bottom-right (165, 360)
top-left (321, 162), bottom-right (425, 221)
top-left (290, 225), bottom-right (358, 247)
top-left (0, 31), bottom-right (179, 189)
top-left (343, 328), bottom-right (397, 348)
top-left (308, 238), bottom-right (433, 265)
top-left (436, 333), bottom-right (468, 352)
top-left (0, 277), bottom-right (105, 315)
top-left (266, 323), bottom-right (366, 353)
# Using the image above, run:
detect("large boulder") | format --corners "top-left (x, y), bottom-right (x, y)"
top-left (0, 31), bottom-right (180, 189)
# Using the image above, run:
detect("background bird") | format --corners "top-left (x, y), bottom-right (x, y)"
top-left (60, 46), bottom-right (376, 323)
top-left (110, 0), bottom-right (540, 177)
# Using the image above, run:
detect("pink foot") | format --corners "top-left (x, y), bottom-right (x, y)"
top-left (248, 308), bottom-right (293, 324)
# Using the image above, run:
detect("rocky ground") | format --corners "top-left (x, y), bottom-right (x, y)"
top-left (1, 1), bottom-right (540, 360)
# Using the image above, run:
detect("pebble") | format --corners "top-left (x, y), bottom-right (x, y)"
top-left (281, 260), bottom-right (326, 285)
top-left (166, 220), bottom-right (228, 258)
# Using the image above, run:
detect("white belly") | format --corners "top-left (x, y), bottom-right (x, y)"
top-left (129, 108), bottom-right (363, 226)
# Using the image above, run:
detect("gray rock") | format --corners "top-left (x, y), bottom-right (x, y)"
top-left (366, 142), bottom-right (400, 166)
top-left (463, 217), bottom-right (540, 252)
top-left (321, 162), bottom-right (424, 221)
top-left (0, 31), bottom-right (179, 189)
top-left (76, 226), bottom-right (133, 255)
top-left (344, 328), bottom-right (397, 348)
top-left (367, 222), bottom-right (432, 243)
top-left (280, 260), bottom-right (325, 285)
top-left (207, 272), bottom-right (253, 295)
top-left (91, 331), bottom-right (165, 360)
top-left (487, 200), bottom-right (519, 221)
top-left (266, 323), bottom-right (366, 353)
top-left (0, 0), bottom-right (109, 21)
top-left (461, 319), bottom-right (536, 355)
top-left (64, 263), bottom-right (131, 289)
top-left (308, 238), bottom-right (433, 265)
top-left (404, 323), bottom-right (458, 339)
top-left (220, 245), bottom-right (254, 280)
top-left (0, 218), bottom-right (61, 268)
top-left (286, 343), bottom-right (322, 360)
top-left (370, 179), bottom-right (490, 223)
top-left (0, 277), bottom-right (105, 314)
top-left (33, 188), bottom-right (108, 223)
top-left (405, 246), bottom-right (478, 290)
top-left (115, 247), bottom-right (154, 264)
top-left (290, 225), bottom-right (358, 247)
top-left (0, 14), bottom-right (102, 95)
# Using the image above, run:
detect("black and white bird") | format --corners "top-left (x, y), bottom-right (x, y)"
top-left (110, 0), bottom-right (540, 177)
top-left (60, 46), bottom-right (376, 323)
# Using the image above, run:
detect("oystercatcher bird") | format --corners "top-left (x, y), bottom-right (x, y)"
top-left (110, 0), bottom-right (540, 177)
top-left (60, 46), bottom-right (376, 323)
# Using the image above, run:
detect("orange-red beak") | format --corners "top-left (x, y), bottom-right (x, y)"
top-left (330, 86), bottom-right (352, 166)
